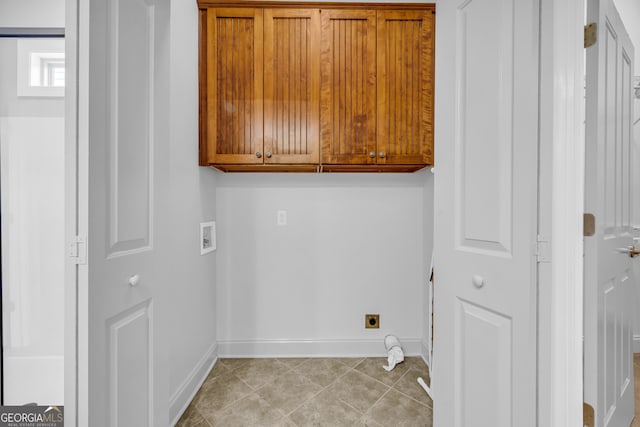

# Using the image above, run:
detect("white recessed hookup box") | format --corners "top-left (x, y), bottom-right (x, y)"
top-left (200, 221), bottom-right (216, 255)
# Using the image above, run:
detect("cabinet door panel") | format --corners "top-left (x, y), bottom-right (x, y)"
top-left (207, 8), bottom-right (263, 164)
top-left (320, 10), bottom-right (377, 165)
top-left (377, 10), bottom-right (434, 165)
top-left (264, 9), bottom-right (320, 164)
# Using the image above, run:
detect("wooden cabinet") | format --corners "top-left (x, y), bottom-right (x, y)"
top-left (200, 8), bottom-right (264, 166)
top-left (319, 10), bottom-right (377, 166)
top-left (264, 9), bottom-right (321, 165)
top-left (376, 10), bottom-right (434, 167)
top-left (198, 3), bottom-right (435, 172)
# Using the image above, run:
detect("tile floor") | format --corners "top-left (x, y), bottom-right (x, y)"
top-left (177, 357), bottom-right (432, 427)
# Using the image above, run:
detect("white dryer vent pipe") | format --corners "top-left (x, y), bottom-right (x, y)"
top-left (382, 334), bottom-right (405, 372)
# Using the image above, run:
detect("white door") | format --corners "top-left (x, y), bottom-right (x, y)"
top-left (584, 0), bottom-right (635, 425)
top-left (432, 0), bottom-right (539, 426)
top-left (77, 0), bottom-right (170, 425)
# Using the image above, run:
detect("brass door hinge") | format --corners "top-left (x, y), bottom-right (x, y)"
top-left (584, 213), bottom-right (595, 236)
top-left (583, 402), bottom-right (594, 427)
top-left (584, 23), bottom-right (597, 48)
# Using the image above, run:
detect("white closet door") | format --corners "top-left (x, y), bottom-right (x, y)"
top-left (584, 0), bottom-right (635, 425)
top-left (433, 0), bottom-right (540, 425)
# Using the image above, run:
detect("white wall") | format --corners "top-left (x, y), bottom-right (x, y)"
top-left (613, 0), bottom-right (640, 351)
top-left (216, 173), bottom-right (427, 356)
top-left (422, 170), bottom-right (434, 358)
top-left (0, 18), bottom-right (65, 404)
top-left (0, 117), bottom-right (64, 405)
top-left (0, 0), bottom-right (64, 28)
top-left (0, 39), bottom-right (64, 117)
top-left (166, 0), bottom-right (218, 422)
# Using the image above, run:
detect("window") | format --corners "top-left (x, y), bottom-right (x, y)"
top-left (17, 39), bottom-right (65, 97)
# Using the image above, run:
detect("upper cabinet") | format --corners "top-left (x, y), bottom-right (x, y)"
top-left (200, 8), bottom-right (264, 166)
top-left (264, 9), bottom-right (321, 166)
top-left (319, 10), bottom-right (377, 166)
top-left (198, 3), bottom-right (435, 172)
top-left (376, 10), bottom-right (434, 167)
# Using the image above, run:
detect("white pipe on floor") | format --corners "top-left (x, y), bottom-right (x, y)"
top-left (417, 377), bottom-right (433, 400)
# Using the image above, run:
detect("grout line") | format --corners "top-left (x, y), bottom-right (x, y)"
top-left (186, 358), bottom-right (432, 425)
top-left (389, 367), bottom-right (433, 408)
top-left (284, 364), bottom-right (355, 417)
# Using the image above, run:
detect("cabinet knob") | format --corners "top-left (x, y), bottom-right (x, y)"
top-left (256, 151), bottom-right (262, 158)
top-left (379, 152), bottom-right (386, 158)
top-left (369, 151), bottom-right (375, 158)
top-left (265, 151), bottom-right (272, 158)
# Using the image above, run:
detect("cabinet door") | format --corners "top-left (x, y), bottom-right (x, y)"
top-left (377, 10), bottom-right (434, 165)
top-left (320, 10), bottom-right (377, 165)
top-left (206, 8), bottom-right (263, 164)
top-left (264, 9), bottom-right (320, 164)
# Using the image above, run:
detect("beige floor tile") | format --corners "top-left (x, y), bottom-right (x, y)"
top-left (194, 373), bottom-right (253, 416)
top-left (202, 393), bottom-right (284, 427)
top-left (276, 358), bottom-right (310, 369)
top-left (353, 417), bottom-right (384, 427)
top-left (366, 389), bottom-right (432, 427)
top-left (218, 358), bottom-right (251, 371)
top-left (288, 389), bottom-right (363, 427)
top-left (255, 370), bottom-right (323, 415)
top-left (353, 358), bottom-right (411, 386)
top-left (175, 402), bottom-right (209, 427)
top-left (326, 370), bottom-right (389, 413)
top-left (392, 366), bottom-right (432, 407)
top-left (294, 358), bottom-right (351, 387)
top-left (206, 361), bottom-right (232, 381)
top-left (271, 416), bottom-right (299, 427)
top-left (334, 358), bottom-right (365, 368)
top-left (232, 359), bottom-right (291, 390)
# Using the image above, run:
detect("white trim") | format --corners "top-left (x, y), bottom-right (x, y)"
top-left (216, 338), bottom-right (423, 358)
top-left (169, 343), bottom-right (218, 427)
top-left (633, 335), bottom-right (640, 353)
top-left (420, 340), bottom-right (429, 368)
top-left (64, 0), bottom-right (80, 425)
top-left (538, 0), bottom-right (585, 425)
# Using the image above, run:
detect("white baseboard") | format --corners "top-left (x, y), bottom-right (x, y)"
top-left (216, 338), bottom-right (423, 358)
top-left (169, 342), bottom-right (217, 426)
top-left (634, 335), bottom-right (640, 353)
top-left (420, 340), bottom-right (430, 368)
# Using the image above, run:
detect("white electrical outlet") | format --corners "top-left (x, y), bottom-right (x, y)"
top-left (277, 210), bottom-right (287, 226)
top-left (200, 221), bottom-right (216, 254)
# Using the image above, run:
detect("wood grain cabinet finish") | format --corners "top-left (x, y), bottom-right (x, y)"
top-left (198, 3), bottom-right (435, 172)
top-left (202, 8), bottom-right (263, 165)
top-left (377, 10), bottom-right (434, 166)
top-left (264, 9), bottom-right (321, 165)
top-left (320, 10), bottom-right (377, 166)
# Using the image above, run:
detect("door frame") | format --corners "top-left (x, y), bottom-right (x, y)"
top-left (62, 0), bottom-right (587, 425)
top-left (537, 0), bottom-right (585, 425)
top-left (64, 0), bottom-right (89, 424)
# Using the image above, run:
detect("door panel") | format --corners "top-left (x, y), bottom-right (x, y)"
top-left (264, 9), bottom-right (320, 164)
top-left (433, 0), bottom-right (539, 425)
top-left (454, 0), bottom-right (513, 255)
top-left (456, 299), bottom-right (512, 427)
top-left (377, 10), bottom-right (434, 165)
top-left (206, 8), bottom-right (263, 164)
top-left (108, 0), bottom-right (153, 255)
top-left (86, 0), bottom-right (169, 424)
top-left (320, 10), bottom-right (376, 165)
top-left (584, 0), bottom-right (635, 425)
top-left (108, 301), bottom-right (152, 427)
